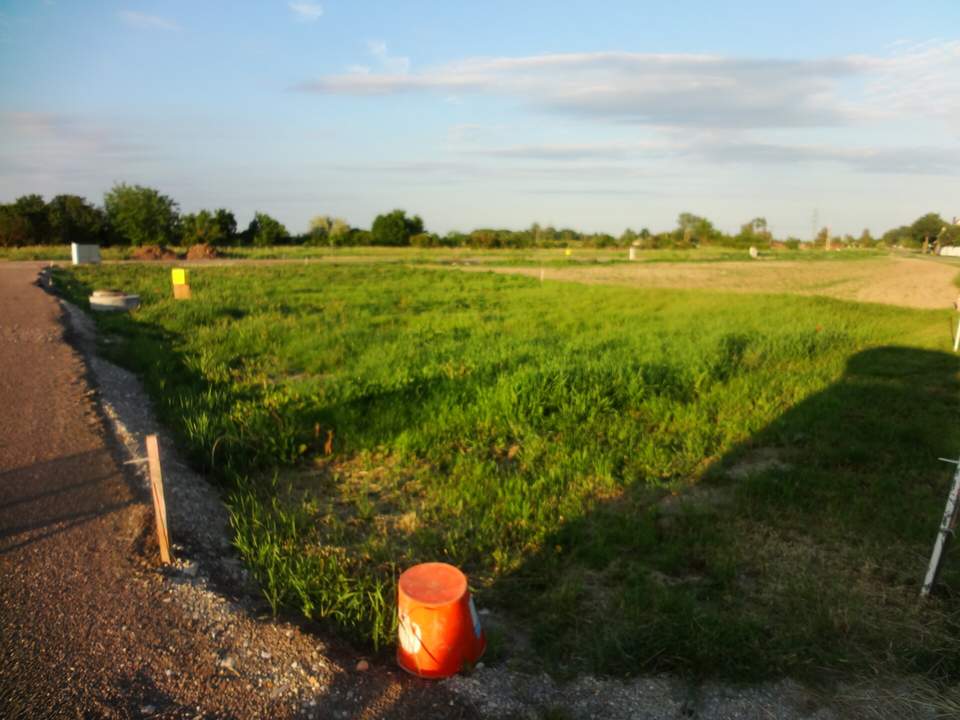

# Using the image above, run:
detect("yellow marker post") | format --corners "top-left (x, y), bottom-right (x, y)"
top-left (171, 268), bottom-right (192, 300)
top-left (564, 249), bottom-right (572, 257)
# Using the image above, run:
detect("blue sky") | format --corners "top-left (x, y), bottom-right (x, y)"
top-left (1, 1), bottom-right (958, 237)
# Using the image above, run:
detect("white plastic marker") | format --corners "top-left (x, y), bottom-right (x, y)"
top-left (954, 317), bottom-right (960, 353)
top-left (922, 455), bottom-right (960, 597)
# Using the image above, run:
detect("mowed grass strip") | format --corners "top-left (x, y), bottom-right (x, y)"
top-left (55, 263), bottom-right (960, 680)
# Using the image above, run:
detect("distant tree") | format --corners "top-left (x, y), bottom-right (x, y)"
top-left (911, 213), bottom-right (945, 251)
top-left (0, 205), bottom-right (31, 247)
top-left (47, 195), bottom-right (107, 245)
top-left (247, 212), bottom-right (289, 246)
top-left (308, 215), bottom-right (351, 246)
top-left (856, 228), bottom-right (875, 248)
top-left (213, 209), bottom-right (238, 241)
top-left (328, 218), bottom-right (351, 245)
top-left (677, 213), bottom-right (720, 246)
top-left (619, 228), bottom-right (638, 246)
top-left (308, 215), bottom-right (331, 245)
top-left (103, 183), bottom-right (179, 246)
top-left (11, 194), bottom-right (52, 244)
top-left (736, 217), bottom-right (772, 248)
top-left (530, 222), bottom-right (543, 245)
top-left (348, 229), bottom-right (373, 246)
top-left (180, 209), bottom-right (235, 246)
top-left (939, 223), bottom-right (960, 247)
top-left (410, 232), bottom-right (438, 247)
top-left (881, 225), bottom-right (913, 247)
top-left (371, 209), bottom-right (424, 246)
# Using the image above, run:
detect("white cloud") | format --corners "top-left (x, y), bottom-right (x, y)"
top-left (289, 3), bottom-right (323, 22)
top-left (301, 51), bottom-right (857, 128)
top-left (300, 44), bottom-right (960, 133)
top-left (119, 10), bottom-right (180, 31)
top-left (366, 40), bottom-right (410, 75)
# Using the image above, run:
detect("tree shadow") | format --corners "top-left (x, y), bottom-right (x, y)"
top-left (493, 345), bottom-right (960, 681)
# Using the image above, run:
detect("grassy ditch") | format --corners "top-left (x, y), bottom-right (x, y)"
top-left (55, 263), bottom-right (960, 680)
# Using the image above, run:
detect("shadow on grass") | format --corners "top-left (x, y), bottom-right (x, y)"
top-left (493, 345), bottom-right (960, 681)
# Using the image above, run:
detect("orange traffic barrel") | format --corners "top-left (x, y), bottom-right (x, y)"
top-left (396, 562), bottom-right (485, 678)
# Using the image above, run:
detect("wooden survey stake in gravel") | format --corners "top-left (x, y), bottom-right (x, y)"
top-left (146, 433), bottom-right (171, 564)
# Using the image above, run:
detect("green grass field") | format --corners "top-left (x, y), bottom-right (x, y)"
top-left (2, 242), bottom-right (890, 266)
top-left (54, 262), bottom-right (960, 682)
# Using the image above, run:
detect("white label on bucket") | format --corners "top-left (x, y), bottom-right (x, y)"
top-left (398, 610), bottom-right (422, 654)
top-left (469, 597), bottom-right (482, 639)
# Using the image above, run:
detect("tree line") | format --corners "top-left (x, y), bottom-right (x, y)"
top-left (1, 183), bottom-right (957, 251)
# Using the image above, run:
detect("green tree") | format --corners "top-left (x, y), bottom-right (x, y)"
top-left (213, 209), bottom-right (237, 242)
top-left (307, 215), bottom-right (351, 246)
top-left (881, 225), bottom-right (913, 247)
top-left (910, 213), bottom-right (944, 250)
top-left (247, 212), bottom-right (289, 246)
top-left (0, 205), bottom-right (31, 247)
top-left (308, 215), bottom-right (331, 245)
top-left (180, 209), bottom-right (233, 246)
top-left (47, 195), bottom-right (107, 245)
top-left (103, 183), bottom-right (179, 246)
top-left (371, 209), bottom-right (424, 246)
top-left (329, 218), bottom-right (351, 246)
top-left (940, 223), bottom-right (960, 247)
top-left (677, 213), bottom-right (720, 246)
top-left (12, 194), bottom-right (51, 244)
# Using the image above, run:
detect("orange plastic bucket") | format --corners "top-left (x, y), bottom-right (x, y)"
top-left (396, 562), bottom-right (485, 678)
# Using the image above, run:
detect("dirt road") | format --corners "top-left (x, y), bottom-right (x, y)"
top-left (0, 263), bottom-right (473, 719)
top-left (465, 255), bottom-right (960, 310)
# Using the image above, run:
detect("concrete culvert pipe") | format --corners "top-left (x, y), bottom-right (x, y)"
top-left (89, 289), bottom-right (141, 312)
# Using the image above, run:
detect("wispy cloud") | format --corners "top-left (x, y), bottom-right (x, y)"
top-left (119, 10), bottom-right (180, 31)
top-left (300, 51), bottom-right (857, 128)
top-left (466, 137), bottom-right (960, 176)
top-left (0, 112), bottom-right (155, 189)
top-left (688, 139), bottom-right (960, 175)
top-left (289, 2), bottom-right (323, 22)
top-left (367, 40), bottom-right (410, 75)
top-left (299, 44), bottom-right (960, 133)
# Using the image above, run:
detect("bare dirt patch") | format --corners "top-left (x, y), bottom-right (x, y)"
top-left (459, 256), bottom-right (960, 310)
top-left (186, 243), bottom-right (221, 261)
top-left (131, 245), bottom-right (179, 261)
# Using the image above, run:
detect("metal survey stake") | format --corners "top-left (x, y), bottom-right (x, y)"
top-left (921, 455), bottom-right (960, 597)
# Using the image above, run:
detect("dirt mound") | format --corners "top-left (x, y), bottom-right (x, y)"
top-left (185, 243), bottom-right (220, 260)
top-left (131, 245), bottom-right (178, 261)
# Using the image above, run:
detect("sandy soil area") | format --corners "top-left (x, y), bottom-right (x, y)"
top-left (462, 256), bottom-right (960, 310)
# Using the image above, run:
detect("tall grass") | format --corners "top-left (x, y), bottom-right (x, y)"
top-left (54, 263), bottom-right (960, 679)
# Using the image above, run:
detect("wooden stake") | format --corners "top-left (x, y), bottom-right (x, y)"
top-left (145, 434), bottom-right (172, 565)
